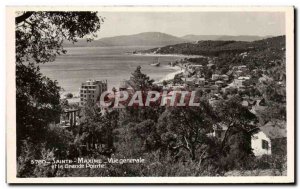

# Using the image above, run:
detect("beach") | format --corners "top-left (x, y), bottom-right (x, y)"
top-left (156, 66), bottom-right (183, 83)
top-left (133, 52), bottom-right (202, 58)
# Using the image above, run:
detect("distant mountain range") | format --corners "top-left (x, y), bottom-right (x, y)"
top-left (63, 32), bottom-right (272, 47)
top-left (63, 32), bottom-right (187, 47)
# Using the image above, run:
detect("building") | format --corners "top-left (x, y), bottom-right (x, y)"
top-left (233, 76), bottom-right (250, 88)
top-left (255, 120), bottom-right (287, 156)
top-left (195, 78), bottom-right (205, 86)
top-left (212, 74), bottom-right (220, 80)
top-left (251, 130), bottom-right (272, 156)
top-left (210, 123), bottom-right (228, 139)
top-left (215, 80), bottom-right (224, 87)
top-left (237, 65), bottom-right (247, 71)
top-left (79, 79), bottom-right (107, 106)
top-left (207, 63), bottom-right (216, 69)
top-left (209, 120), bottom-right (286, 157)
top-left (233, 70), bottom-right (243, 78)
top-left (60, 108), bottom-right (80, 127)
top-left (259, 74), bottom-right (273, 83)
top-left (250, 99), bottom-right (266, 116)
top-left (188, 64), bottom-right (203, 72)
top-left (220, 74), bottom-right (229, 81)
top-left (222, 86), bottom-right (237, 94)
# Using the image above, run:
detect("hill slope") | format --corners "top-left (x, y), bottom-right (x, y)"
top-left (64, 32), bottom-right (190, 47)
top-left (181, 35), bottom-right (271, 42)
top-left (141, 36), bottom-right (285, 56)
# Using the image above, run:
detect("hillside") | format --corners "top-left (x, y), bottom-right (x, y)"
top-left (181, 35), bottom-right (270, 42)
top-left (63, 32), bottom-right (275, 47)
top-left (63, 32), bottom-right (190, 47)
top-left (141, 36), bottom-right (285, 56)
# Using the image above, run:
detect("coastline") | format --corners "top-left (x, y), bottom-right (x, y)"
top-left (63, 65), bottom-right (183, 101)
top-left (156, 65), bottom-right (183, 83)
top-left (132, 52), bottom-right (202, 58)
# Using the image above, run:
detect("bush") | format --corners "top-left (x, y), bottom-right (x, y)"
top-left (65, 93), bottom-right (73, 99)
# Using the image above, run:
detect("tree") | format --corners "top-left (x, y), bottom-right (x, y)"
top-left (65, 93), bottom-right (73, 99)
top-left (162, 80), bottom-right (168, 87)
top-left (213, 97), bottom-right (258, 162)
top-left (16, 12), bottom-right (103, 64)
top-left (112, 87), bottom-right (117, 94)
top-left (16, 11), bottom-right (102, 141)
top-left (130, 66), bottom-right (154, 91)
top-left (173, 74), bottom-right (183, 85)
top-left (16, 63), bottom-right (62, 155)
top-left (78, 100), bottom-right (119, 156)
top-left (129, 119), bottom-right (161, 152)
top-left (157, 101), bottom-right (215, 161)
top-left (16, 11), bottom-right (103, 175)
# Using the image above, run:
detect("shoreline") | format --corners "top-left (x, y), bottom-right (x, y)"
top-left (132, 52), bottom-right (202, 58)
top-left (63, 66), bottom-right (183, 102)
top-left (62, 65), bottom-right (183, 95)
top-left (156, 65), bottom-right (183, 83)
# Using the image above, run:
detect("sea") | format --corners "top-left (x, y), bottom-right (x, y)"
top-left (39, 46), bottom-right (186, 97)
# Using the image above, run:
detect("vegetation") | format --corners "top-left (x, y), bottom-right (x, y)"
top-left (16, 11), bottom-right (103, 177)
top-left (16, 11), bottom-right (286, 177)
top-left (142, 36), bottom-right (285, 57)
top-left (65, 93), bottom-right (73, 99)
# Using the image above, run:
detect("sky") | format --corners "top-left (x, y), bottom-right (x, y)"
top-left (96, 11), bottom-right (285, 38)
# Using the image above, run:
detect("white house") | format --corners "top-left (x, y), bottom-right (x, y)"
top-left (232, 76), bottom-right (250, 88)
top-left (210, 120), bottom-right (286, 157)
top-left (251, 131), bottom-right (272, 156)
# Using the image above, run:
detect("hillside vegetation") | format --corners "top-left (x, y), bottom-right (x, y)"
top-left (181, 35), bottom-right (269, 42)
top-left (142, 36), bottom-right (285, 57)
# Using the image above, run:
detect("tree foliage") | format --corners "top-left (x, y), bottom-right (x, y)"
top-left (16, 11), bottom-right (103, 176)
top-left (129, 66), bottom-right (154, 91)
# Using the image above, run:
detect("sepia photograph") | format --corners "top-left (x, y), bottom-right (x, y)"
top-left (6, 6), bottom-right (294, 184)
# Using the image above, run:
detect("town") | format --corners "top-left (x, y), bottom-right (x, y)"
top-left (14, 9), bottom-right (290, 179)
top-left (59, 52), bottom-right (286, 160)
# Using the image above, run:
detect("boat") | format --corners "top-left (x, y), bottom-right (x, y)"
top-left (150, 57), bottom-right (160, 67)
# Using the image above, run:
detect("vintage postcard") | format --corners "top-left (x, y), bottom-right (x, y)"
top-left (6, 6), bottom-right (294, 184)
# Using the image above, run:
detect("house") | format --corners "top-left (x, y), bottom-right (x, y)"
top-left (251, 129), bottom-right (272, 156)
top-left (256, 120), bottom-right (287, 156)
top-left (241, 100), bottom-right (249, 107)
top-left (220, 74), bottom-right (229, 81)
top-left (259, 74), bottom-right (273, 83)
top-left (208, 97), bottom-right (221, 108)
top-left (207, 63), bottom-right (216, 69)
top-left (195, 78), bottom-right (205, 86)
top-left (210, 123), bottom-right (228, 139)
top-left (210, 85), bottom-right (220, 93)
top-left (238, 65), bottom-right (247, 71)
top-left (215, 80), bottom-right (225, 87)
top-left (233, 70), bottom-right (243, 78)
top-left (182, 77), bottom-right (197, 85)
top-left (222, 86), bottom-right (237, 94)
top-left (233, 76), bottom-right (250, 88)
top-left (188, 64), bottom-right (203, 71)
top-left (210, 119), bottom-right (286, 157)
top-left (212, 74), bottom-right (220, 80)
top-left (238, 76), bottom-right (250, 80)
top-left (250, 99), bottom-right (266, 115)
